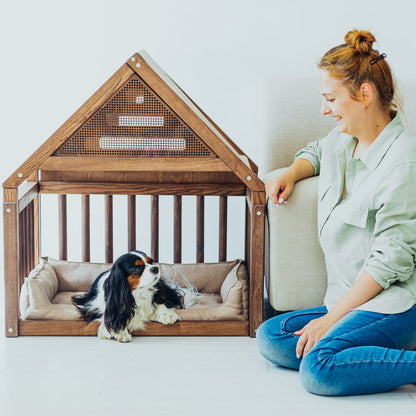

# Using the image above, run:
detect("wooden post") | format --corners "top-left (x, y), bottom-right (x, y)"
top-left (82, 195), bottom-right (90, 262)
top-left (196, 196), bottom-right (204, 262)
top-left (3, 201), bottom-right (19, 337)
top-left (219, 196), bottom-right (227, 262)
top-left (59, 194), bottom-right (67, 260)
top-left (105, 195), bottom-right (113, 263)
top-left (174, 196), bottom-right (182, 263)
top-left (248, 192), bottom-right (265, 338)
top-left (151, 196), bottom-right (159, 262)
top-left (128, 195), bottom-right (136, 251)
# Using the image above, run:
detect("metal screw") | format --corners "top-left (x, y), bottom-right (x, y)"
top-left (6, 208), bottom-right (11, 213)
top-left (247, 176), bottom-right (252, 181)
top-left (130, 57), bottom-right (136, 62)
top-left (8, 328), bottom-right (13, 333)
top-left (256, 211), bottom-right (262, 216)
top-left (17, 173), bottom-right (23, 178)
top-left (136, 63), bottom-right (141, 68)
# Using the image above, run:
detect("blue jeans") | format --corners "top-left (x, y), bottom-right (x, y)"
top-left (256, 305), bottom-right (416, 396)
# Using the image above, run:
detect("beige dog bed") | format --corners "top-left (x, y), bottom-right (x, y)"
top-left (20, 257), bottom-right (249, 322)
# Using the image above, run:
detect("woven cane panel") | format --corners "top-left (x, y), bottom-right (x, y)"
top-left (54, 75), bottom-right (215, 158)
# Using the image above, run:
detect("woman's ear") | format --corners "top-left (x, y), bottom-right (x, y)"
top-left (360, 82), bottom-right (374, 107)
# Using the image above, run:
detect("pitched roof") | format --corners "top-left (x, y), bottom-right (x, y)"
top-left (4, 52), bottom-right (263, 191)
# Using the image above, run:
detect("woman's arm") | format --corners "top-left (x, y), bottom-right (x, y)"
top-left (295, 271), bottom-right (383, 358)
top-left (265, 158), bottom-right (315, 205)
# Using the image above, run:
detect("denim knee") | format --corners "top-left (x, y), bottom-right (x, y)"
top-left (299, 347), bottom-right (348, 396)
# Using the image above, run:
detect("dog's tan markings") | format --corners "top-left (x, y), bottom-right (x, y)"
top-left (127, 274), bottom-right (141, 290)
top-left (146, 256), bottom-right (152, 263)
top-left (135, 259), bottom-right (145, 266)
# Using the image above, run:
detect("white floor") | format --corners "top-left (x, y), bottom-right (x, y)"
top-left (1, 334), bottom-right (416, 416)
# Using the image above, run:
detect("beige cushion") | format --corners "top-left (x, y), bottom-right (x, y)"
top-left (20, 258), bottom-right (248, 321)
top-left (264, 168), bottom-right (327, 311)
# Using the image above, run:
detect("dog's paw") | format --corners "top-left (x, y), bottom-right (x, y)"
top-left (156, 308), bottom-right (180, 325)
top-left (98, 323), bottom-right (112, 340)
top-left (113, 329), bottom-right (133, 343)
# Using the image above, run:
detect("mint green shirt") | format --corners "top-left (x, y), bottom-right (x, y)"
top-left (295, 115), bottom-right (416, 313)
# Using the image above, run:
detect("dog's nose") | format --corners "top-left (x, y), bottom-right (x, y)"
top-left (150, 266), bottom-right (159, 274)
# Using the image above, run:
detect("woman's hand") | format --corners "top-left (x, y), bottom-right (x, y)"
top-left (265, 173), bottom-right (295, 205)
top-left (294, 315), bottom-right (334, 358)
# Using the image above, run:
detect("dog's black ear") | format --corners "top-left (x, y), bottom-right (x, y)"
top-left (104, 264), bottom-right (136, 332)
top-left (153, 279), bottom-right (184, 309)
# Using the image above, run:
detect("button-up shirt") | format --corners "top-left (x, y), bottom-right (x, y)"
top-left (295, 115), bottom-right (416, 313)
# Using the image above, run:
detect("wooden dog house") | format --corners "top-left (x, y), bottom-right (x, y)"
top-left (3, 52), bottom-right (265, 338)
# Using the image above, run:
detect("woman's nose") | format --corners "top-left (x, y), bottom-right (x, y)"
top-left (321, 99), bottom-right (331, 115)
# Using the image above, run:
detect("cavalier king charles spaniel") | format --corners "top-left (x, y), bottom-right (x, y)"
top-left (72, 251), bottom-right (184, 342)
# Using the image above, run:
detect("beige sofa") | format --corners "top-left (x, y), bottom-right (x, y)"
top-left (260, 75), bottom-right (416, 312)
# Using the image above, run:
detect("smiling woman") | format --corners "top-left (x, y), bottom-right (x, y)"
top-left (258, 29), bottom-right (416, 396)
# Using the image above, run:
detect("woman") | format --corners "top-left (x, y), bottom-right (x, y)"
top-left (256, 29), bottom-right (416, 396)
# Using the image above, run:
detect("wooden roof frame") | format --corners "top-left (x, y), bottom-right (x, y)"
top-left (3, 51), bottom-right (263, 192)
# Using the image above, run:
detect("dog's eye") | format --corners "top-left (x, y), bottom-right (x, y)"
top-left (135, 266), bottom-right (144, 272)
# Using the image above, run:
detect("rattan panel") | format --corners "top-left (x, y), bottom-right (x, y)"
top-left (54, 75), bottom-right (216, 158)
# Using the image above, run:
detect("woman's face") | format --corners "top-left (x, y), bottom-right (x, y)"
top-left (318, 69), bottom-right (366, 136)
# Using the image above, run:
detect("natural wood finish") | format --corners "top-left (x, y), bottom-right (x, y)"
top-left (40, 157), bottom-right (229, 173)
top-left (3, 65), bottom-right (134, 188)
top-left (58, 195), bottom-right (67, 260)
top-left (174, 196), bottom-right (182, 263)
top-left (196, 196), bottom-right (204, 262)
top-left (248, 193), bottom-right (266, 337)
top-left (4, 188), bottom-right (17, 203)
top-left (3, 203), bottom-right (19, 336)
top-left (219, 196), bottom-right (228, 262)
top-left (105, 195), bottom-right (113, 263)
top-left (128, 53), bottom-right (264, 191)
top-left (40, 170), bottom-right (242, 185)
top-left (18, 320), bottom-right (249, 336)
top-left (40, 182), bottom-right (245, 196)
top-left (128, 195), bottom-right (136, 251)
top-left (33, 195), bottom-right (40, 262)
top-left (151, 196), bottom-right (159, 262)
top-left (82, 195), bottom-right (90, 262)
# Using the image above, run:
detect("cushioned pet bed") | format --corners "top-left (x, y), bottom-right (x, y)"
top-left (20, 258), bottom-right (249, 322)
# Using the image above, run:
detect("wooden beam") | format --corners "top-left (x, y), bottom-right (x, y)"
top-left (105, 195), bottom-right (113, 263)
top-left (128, 195), bottom-right (136, 251)
top-left (18, 320), bottom-right (249, 336)
top-left (82, 195), bottom-right (90, 262)
top-left (40, 157), bottom-right (230, 173)
top-left (39, 182), bottom-right (245, 196)
top-left (58, 195), bottom-right (67, 260)
top-left (196, 196), bottom-right (204, 262)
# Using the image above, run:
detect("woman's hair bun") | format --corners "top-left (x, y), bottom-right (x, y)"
top-left (344, 29), bottom-right (376, 54)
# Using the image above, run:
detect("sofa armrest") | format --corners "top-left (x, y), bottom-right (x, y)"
top-left (264, 168), bottom-right (327, 311)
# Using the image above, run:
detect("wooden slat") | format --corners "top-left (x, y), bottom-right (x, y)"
top-left (33, 195), bottom-right (40, 263)
top-left (219, 196), bottom-right (227, 262)
top-left (196, 196), bottom-right (204, 262)
top-left (3, 203), bottom-right (19, 336)
top-left (18, 320), bottom-right (249, 336)
top-left (105, 195), bottom-right (113, 263)
top-left (58, 195), bottom-right (67, 260)
top-left (128, 195), bottom-right (136, 251)
top-left (174, 195), bottom-right (182, 263)
top-left (151, 196), bottom-right (159, 262)
top-left (40, 182), bottom-right (245, 196)
top-left (82, 195), bottom-right (90, 262)
top-left (4, 64), bottom-right (134, 188)
top-left (40, 157), bottom-right (230, 172)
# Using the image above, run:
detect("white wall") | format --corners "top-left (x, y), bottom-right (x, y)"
top-left (1, 0), bottom-right (415, 263)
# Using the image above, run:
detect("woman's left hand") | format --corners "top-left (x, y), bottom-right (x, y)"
top-left (294, 315), bottom-right (334, 358)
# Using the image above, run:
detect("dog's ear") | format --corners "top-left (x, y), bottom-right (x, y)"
top-left (104, 264), bottom-right (136, 332)
top-left (153, 279), bottom-right (184, 309)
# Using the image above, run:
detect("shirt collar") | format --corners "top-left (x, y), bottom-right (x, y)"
top-left (336, 114), bottom-right (405, 171)
top-left (359, 114), bottom-right (404, 171)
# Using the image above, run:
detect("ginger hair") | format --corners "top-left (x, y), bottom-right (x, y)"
top-left (319, 29), bottom-right (398, 118)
